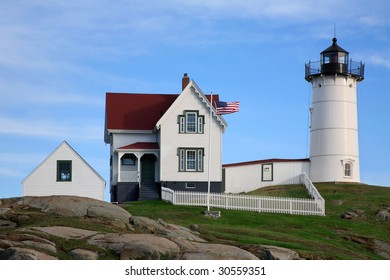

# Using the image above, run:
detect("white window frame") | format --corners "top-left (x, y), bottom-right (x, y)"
top-left (342, 159), bottom-right (354, 178)
top-left (197, 149), bottom-right (203, 171)
top-left (178, 111), bottom-right (204, 134)
top-left (186, 112), bottom-right (197, 133)
top-left (345, 163), bottom-right (351, 177)
top-left (179, 149), bottom-right (185, 171)
top-left (198, 116), bottom-right (204, 133)
top-left (179, 116), bottom-right (185, 133)
top-left (186, 150), bottom-right (196, 171)
top-left (185, 182), bottom-right (197, 189)
top-left (178, 148), bottom-right (204, 172)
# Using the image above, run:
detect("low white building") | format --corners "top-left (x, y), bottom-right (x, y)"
top-left (22, 141), bottom-right (106, 201)
top-left (223, 159), bottom-right (310, 193)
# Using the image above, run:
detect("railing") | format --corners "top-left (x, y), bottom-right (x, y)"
top-left (305, 60), bottom-right (364, 81)
top-left (162, 175), bottom-right (325, 216)
top-left (301, 172), bottom-right (323, 201)
top-left (119, 171), bottom-right (138, 182)
top-left (301, 172), bottom-right (325, 214)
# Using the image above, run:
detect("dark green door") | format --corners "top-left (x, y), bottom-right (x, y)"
top-left (141, 154), bottom-right (155, 183)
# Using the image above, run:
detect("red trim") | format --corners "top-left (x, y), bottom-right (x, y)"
top-left (223, 158), bottom-right (310, 168)
top-left (117, 142), bottom-right (159, 150)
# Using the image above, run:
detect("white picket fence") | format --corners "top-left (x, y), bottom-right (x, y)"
top-left (161, 173), bottom-right (325, 216)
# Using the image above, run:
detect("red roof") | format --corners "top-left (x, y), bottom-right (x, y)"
top-left (223, 158), bottom-right (310, 168)
top-left (106, 93), bottom-right (179, 130)
top-left (117, 142), bottom-right (159, 150)
top-left (105, 92), bottom-right (219, 131)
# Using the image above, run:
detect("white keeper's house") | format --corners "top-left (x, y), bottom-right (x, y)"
top-left (105, 74), bottom-right (227, 202)
top-left (22, 141), bottom-right (106, 201)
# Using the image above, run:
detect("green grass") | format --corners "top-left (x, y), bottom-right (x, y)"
top-left (122, 183), bottom-right (390, 259)
top-left (247, 184), bottom-right (312, 198)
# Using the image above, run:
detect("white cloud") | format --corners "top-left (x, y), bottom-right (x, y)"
top-left (0, 152), bottom-right (46, 178)
top-left (0, 152), bottom-right (45, 165)
top-left (0, 166), bottom-right (26, 178)
top-left (0, 82), bottom-right (103, 107)
top-left (364, 51), bottom-right (390, 70)
top-left (0, 116), bottom-right (102, 141)
top-left (167, 0), bottom-right (378, 22)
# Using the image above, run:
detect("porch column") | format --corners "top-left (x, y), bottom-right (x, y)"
top-left (134, 152), bottom-right (142, 188)
top-left (117, 152), bottom-right (124, 183)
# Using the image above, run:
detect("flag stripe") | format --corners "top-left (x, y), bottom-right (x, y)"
top-left (216, 101), bottom-right (240, 115)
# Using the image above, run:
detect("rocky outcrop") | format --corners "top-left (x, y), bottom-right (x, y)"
top-left (21, 226), bottom-right (98, 240)
top-left (341, 209), bottom-right (365, 220)
top-left (130, 216), bottom-right (205, 242)
top-left (0, 247), bottom-right (57, 260)
top-left (9, 196), bottom-right (132, 229)
top-left (240, 244), bottom-right (301, 260)
top-left (181, 242), bottom-right (258, 260)
top-left (376, 207), bottom-right (390, 220)
top-left (0, 195), bottom-right (262, 260)
top-left (89, 233), bottom-right (182, 260)
top-left (69, 249), bottom-right (99, 260)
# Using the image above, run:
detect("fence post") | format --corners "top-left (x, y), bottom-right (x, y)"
top-left (289, 199), bottom-right (293, 215)
top-left (225, 194), bottom-right (228, 209)
top-left (258, 198), bottom-right (261, 213)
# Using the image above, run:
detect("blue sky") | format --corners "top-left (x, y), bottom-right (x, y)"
top-left (1, 0), bottom-right (389, 200)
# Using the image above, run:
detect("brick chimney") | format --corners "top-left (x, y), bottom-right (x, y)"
top-left (182, 73), bottom-right (190, 91)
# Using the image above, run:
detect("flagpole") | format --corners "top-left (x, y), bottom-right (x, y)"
top-left (207, 93), bottom-right (212, 212)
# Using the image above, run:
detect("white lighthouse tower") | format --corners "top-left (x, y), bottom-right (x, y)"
top-left (305, 38), bottom-right (364, 183)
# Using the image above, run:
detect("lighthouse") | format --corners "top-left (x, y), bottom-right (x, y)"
top-left (305, 38), bottom-right (364, 183)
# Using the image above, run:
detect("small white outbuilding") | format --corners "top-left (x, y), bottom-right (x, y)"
top-left (22, 141), bottom-right (105, 201)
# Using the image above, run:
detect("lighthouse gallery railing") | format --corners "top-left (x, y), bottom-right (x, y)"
top-left (305, 60), bottom-right (364, 81)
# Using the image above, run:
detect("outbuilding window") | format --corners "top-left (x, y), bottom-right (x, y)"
top-left (57, 160), bottom-right (72, 182)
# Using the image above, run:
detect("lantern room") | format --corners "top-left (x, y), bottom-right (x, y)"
top-left (320, 37), bottom-right (349, 75)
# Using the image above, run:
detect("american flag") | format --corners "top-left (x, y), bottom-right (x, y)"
top-left (215, 100), bottom-right (240, 115)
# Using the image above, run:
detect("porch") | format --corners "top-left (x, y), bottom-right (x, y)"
top-left (111, 142), bottom-right (161, 202)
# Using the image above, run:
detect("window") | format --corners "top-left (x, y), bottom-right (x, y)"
top-left (179, 116), bottom-right (185, 133)
top-left (262, 163), bottom-right (273, 181)
top-left (198, 116), bottom-right (203, 133)
top-left (186, 112), bottom-right (196, 133)
top-left (185, 182), bottom-right (197, 189)
top-left (322, 52), bottom-right (337, 64)
top-left (197, 149), bottom-right (203, 171)
top-left (178, 148), bottom-right (204, 172)
top-left (121, 154), bottom-right (136, 165)
top-left (178, 111), bottom-right (204, 134)
top-left (179, 149), bottom-right (185, 171)
top-left (57, 160), bottom-right (72, 182)
top-left (344, 162), bottom-right (352, 177)
top-left (186, 150), bottom-right (196, 171)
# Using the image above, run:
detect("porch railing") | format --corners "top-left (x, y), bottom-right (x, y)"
top-left (119, 171), bottom-right (138, 182)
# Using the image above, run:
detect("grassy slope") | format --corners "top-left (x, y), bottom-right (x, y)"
top-left (123, 183), bottom-right (390, 259)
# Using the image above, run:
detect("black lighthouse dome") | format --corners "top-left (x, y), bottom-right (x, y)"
top-left (320, 37), bottom-right (349, 75)
top-left (305, 38), bottom-right (364, 82)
